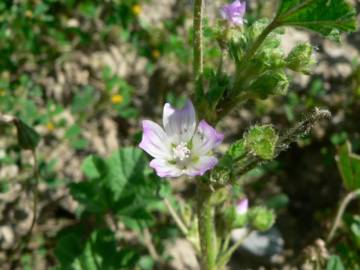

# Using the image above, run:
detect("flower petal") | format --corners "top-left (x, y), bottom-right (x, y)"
top-left (163, 100), bottom-right (196, 144)
top-left (139, 120), bottom-right (172, 159)
top-left (220, 0), bottom-right (246, 26)
top-left (192, 120), bottom-right (224, 155)
top-left (236, 198), bottom-right (249, 214)
top-left (150, 159), bottom-right (183, 178)
top-left (185, 156), bottom-right (218, 177)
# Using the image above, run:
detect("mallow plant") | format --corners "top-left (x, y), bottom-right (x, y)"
top-left (0, 0), bottom-right (358, 269)
top-left (138, 0), bottom-right (357, 269)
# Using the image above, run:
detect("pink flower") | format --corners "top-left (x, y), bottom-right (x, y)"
top-left (236, 198), bottom-right (249, 214)
top-left (220, 0), bottom-right (246, 26)
top-left (139, 100), bottom-right (224, 178)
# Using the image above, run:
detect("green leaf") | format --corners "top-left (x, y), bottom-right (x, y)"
top-left (55, 227), bottom-right (139, 270)
top-left (71, 86), bottom-right (96, 114)
top-left (244, 125), bottom-right (279, 160)
top-left (81, 155), bottom-right (107, 179)
top-left (326, 255), bottom-right (345, 270)
top-left (104, 147), bottom-right (147, 199)
top-left (69, 181), bottom-right (109, 213)
top-left (138, 256), bottom-right (154, 270)
top-left (277, 0), bottom-right (357, 39)
top-left (336, 141), bottom-right (360, 191)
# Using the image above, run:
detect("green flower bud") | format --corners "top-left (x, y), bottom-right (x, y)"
top-left (211, 187), bottom-right (229, 205)
top-left (286, 43), bottom-right (316, 74)
top-left (244, 125), bottom-right (279, 160)
top-left (234, 213), bottom-right (247, 228)
top-left (13, 119), bottom-right (40, 150)
top-left (249, 207), bottom-right (275, 231)
top-left (217, 206), bottom-right (237, 235)
top-left (248, 70), bottom-right (289, 99)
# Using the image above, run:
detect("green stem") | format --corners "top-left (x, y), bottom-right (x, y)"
top-left (197, 182), bottom-right (217, 270)
top-left (327, 188), bottom-right (360, 243)
top-left (240, 19), bottom-right (279, 67)
top-left (217, 230), bottom-right (252, 268)
top-left (193, 0), bottom-right (204, 99)
top-left (163, 198), bottom-right (189, 236)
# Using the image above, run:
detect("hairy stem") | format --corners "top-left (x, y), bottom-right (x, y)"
top-left (193, 0), bottom-right (204, 99)
top-left (163, 198), bottom-right (189, 236)
top-left (327, 189), bottom-right (360, 243)
top-left (217, 230), bottom-right (252, 268)
top-left (239, 19), bottom-right (279, 66)
top-left (28, 150), bottom-right (40, 239)
top-left (234, 108), bottom-right (331, 177)
top-left (197, 182), bottom-right (217, 270)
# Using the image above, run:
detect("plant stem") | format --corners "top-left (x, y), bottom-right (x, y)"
top-left (28, 150), bottom-right (40, 238)
top-left (217, 230), bottom-right (252, 268)
top-left (240, 19), bottom-right (279, 66)
top-left (327, 188), bottom-right (360, 243)
top-left (163, 198), bottom-right (189, 236)
top-left (193, 0), bottom-right (204, 99)
top-left (197, 182), bottom-right (217, 270)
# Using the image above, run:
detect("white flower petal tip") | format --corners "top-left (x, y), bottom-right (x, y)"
top-left (163, 99), bottom-right (196, 144)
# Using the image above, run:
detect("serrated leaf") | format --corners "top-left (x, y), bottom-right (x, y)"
top-left (277, 0), bottom-right (357, 39)
top-left (104, 147), bottom-right (147, 199)
top-left (336, 141), bottom-right (360, 191)
top-left (81, 155), bottom-right (106, 179)
top-left (69, 181), bottom-right (109, 213)
top-left (55, 227), bottom-right (138, 270)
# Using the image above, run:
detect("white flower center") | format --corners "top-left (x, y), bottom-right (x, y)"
top-left (173, 142), bottom-right (191, 161)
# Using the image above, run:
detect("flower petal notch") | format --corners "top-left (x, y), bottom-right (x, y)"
top-left (220, 0), bottom-right (246, 26)
top-left (139, 99), bottom-right (224, 178)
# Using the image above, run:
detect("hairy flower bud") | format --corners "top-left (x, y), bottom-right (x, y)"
top-left (248, 70), bottom-right (289, 99)
top-left (249, 207), bottom-right (275, 231)
top-left (286, 43), bottom-right (316, 74)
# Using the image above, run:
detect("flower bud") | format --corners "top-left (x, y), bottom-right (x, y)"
top-left (13, 119), bottom-right (40, 150)
top-left (236, 198), bottom-right (248, 214)
top-left (244, 125), bottom-right (279, 160)
top-left (286, 43), bottom-right (315, 74)
top-left (233, 198), bottom-right (249, 228)
top-left (249, 207), bottom-right (275, 232)
top-left (248, 70), bottom-right (289, 99)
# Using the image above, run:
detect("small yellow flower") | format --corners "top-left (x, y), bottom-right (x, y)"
top-left (132, 4), bottom-right (142, 16)
top-left (47, 122), bottom-right (55, 131)
top-left (151, 49), bottom-right (161, 59)
top-left (0, 89), bottom-right (5, 96)
top-left (111, 94), bottom-right (124, 105)
top-left (25, 10), bottom-right (33, 18)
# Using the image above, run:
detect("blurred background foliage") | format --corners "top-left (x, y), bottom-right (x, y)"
top-left (0, 0), bottom-right (359, 269)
